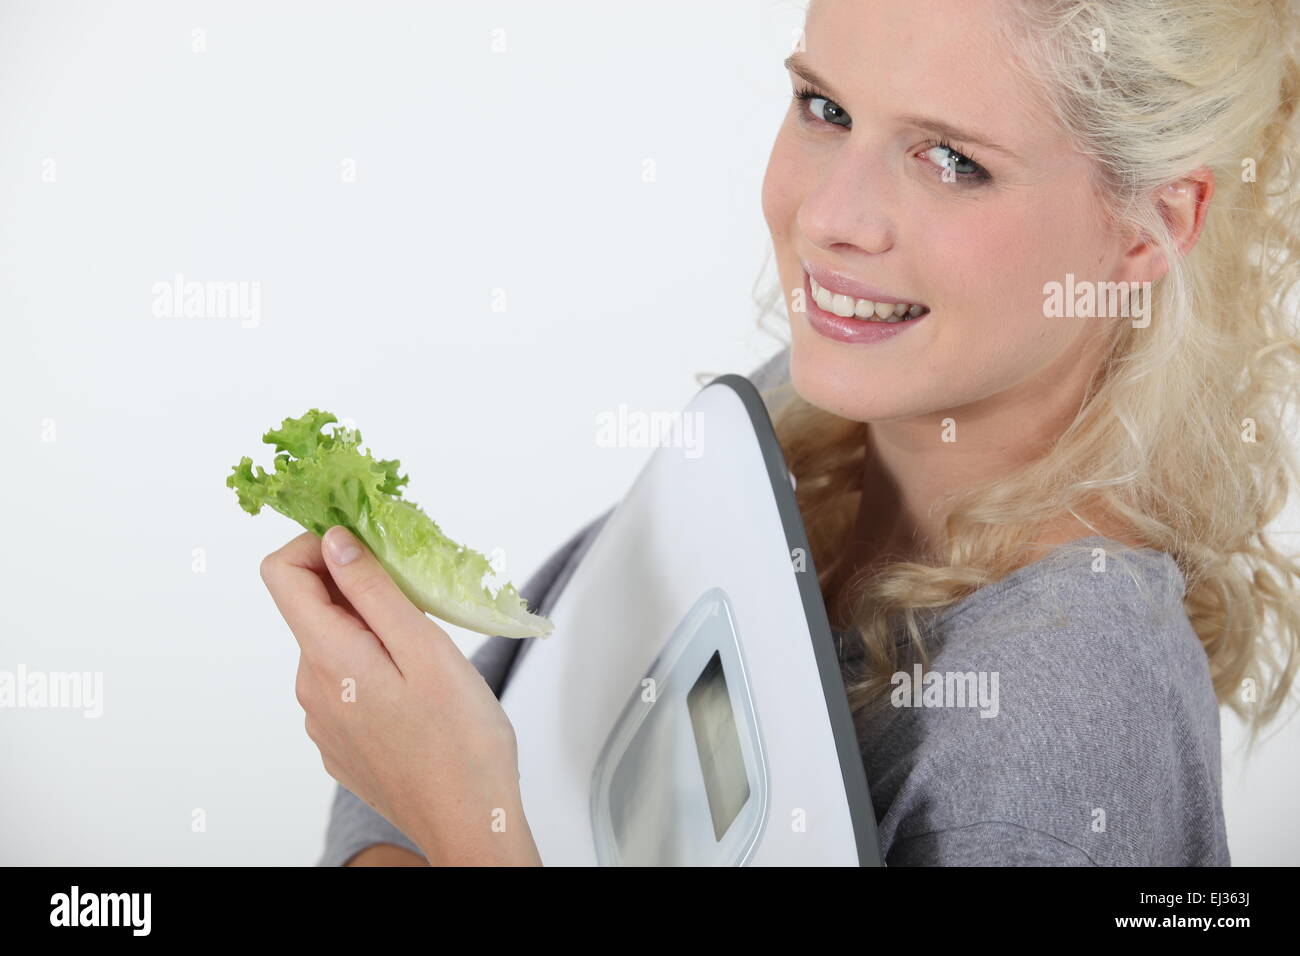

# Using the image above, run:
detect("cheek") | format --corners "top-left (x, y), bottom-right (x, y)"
top-left (761, 128), bottom-right (805, 241)
top-left (931, 206), bottom-right (1044, 311)
top-left (927, 198), bottom-right (1084, 352)
top-left (871, 200), bottom-right (1098, 405)
top-left (762, 129), bottom-right (811, 313)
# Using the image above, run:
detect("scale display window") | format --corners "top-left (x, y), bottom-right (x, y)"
top-left (590, 587), bottom-right (769, 866)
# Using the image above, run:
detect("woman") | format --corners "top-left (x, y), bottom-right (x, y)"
top-left (262, 0), bottom-right (1300, 866)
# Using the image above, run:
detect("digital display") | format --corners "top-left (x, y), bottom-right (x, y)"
top-left (687, 650), bottom-right (750, 840)
top-left (592, 588), bottom-right (766, 866)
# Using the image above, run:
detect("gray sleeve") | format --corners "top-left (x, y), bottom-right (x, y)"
top-left (316, 781), bottom-right (426, 867)
top-left (314, 505), bottom-right (615, 866)
top-left (859, 546), bottom-right (1230, 867)
top-left (886, 822), bottom-right (1098, 866)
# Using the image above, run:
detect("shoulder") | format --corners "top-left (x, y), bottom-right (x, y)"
top-left (922, 537), bottom-right (1195, 694)
top-left (861, 538), bottom-right (1208, 865)
top-left (745, 345), bottom-right (791, 392)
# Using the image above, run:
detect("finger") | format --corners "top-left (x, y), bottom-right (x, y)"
top-left (271, 532), bottom-right (365, 622)
top-left (261, 531), bottom-right (385, 665)
top-left (321, 525), bottom-right (440, 675)
top-left (321, 567), bottom-right (363, 624)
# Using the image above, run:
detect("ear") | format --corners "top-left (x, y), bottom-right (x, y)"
top-left (1119, 166), bottom-right (1215, 284)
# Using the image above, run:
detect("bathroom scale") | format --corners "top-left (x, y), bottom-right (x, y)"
top-left (498, 371), bottom-right (884, 866)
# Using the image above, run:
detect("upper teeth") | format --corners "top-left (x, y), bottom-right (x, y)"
top-left (810, 275), bottom-right (926, 322)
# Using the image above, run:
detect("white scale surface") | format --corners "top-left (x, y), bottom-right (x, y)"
top-left (500, 376), bottom-right (881, 866)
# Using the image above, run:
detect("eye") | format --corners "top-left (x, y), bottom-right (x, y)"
top-left (919, 139), bottom-right (991, 185)
top-left (790, 84), bottom-right (994, 186)
top-left (792, 84), bottom-right (851, 128)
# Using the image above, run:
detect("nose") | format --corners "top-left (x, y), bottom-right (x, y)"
top-left (795, 142), bottom-right (897, 257)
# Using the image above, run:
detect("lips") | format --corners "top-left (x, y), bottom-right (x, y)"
top-left (801, 269), bottom-right (930, 344)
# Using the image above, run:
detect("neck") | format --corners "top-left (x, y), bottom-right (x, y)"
top-left (849, 324), bottom-right (1118, 570)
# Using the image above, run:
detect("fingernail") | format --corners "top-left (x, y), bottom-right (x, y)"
top-left (325, 526), bottom-right (362, 565)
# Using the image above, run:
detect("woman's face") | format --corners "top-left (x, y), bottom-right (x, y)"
top-left (762, 0), bottom-right (1133, 424)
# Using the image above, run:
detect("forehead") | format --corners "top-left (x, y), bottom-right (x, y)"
top-left (802, 0), bottom-right (1054, 157)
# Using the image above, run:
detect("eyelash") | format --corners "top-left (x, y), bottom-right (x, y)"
top-left (791, 84), bottom-right (992, 186)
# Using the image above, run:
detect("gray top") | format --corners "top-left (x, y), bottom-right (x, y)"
top-left (316, 346), bottom-right (1229, 866)
top-left (838, 538), bottom-right (1229, 866)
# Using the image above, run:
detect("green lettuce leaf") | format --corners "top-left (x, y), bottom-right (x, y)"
top-left (227, 409), bottom-right (553, 639)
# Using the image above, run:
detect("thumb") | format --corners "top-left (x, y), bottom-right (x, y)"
top-left (322, 525), bottom-right (432, 667)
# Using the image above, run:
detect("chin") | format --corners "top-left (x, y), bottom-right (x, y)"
top-left (786, 345), bottom-right (896, 424)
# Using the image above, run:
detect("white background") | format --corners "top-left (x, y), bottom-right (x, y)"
top-left (1, 0), bottom-right (1295, 865)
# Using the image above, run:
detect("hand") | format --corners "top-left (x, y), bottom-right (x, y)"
top-left (259, 526), bottom-right (542, 865)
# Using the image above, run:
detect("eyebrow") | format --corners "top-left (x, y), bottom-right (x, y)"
top-left (783, 53), bottom-right (1022, 162)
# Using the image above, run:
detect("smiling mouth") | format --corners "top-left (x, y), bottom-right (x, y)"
top-left (807, 273), bottom-right (930, 324)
